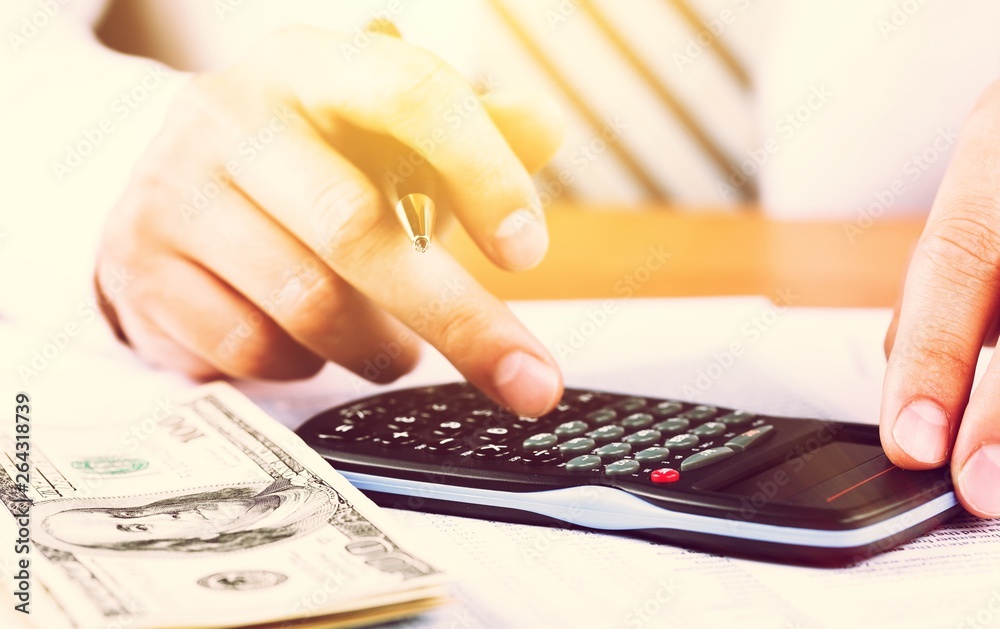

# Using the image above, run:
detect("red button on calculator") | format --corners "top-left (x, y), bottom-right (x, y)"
top-left (651, 468), bottom-right (680, 483)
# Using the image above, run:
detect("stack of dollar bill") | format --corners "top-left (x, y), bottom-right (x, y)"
top-left (1, 383), bottom-right (447, 628)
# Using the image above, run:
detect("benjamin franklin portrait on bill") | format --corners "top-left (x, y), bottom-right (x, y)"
top-left (34, 480), bottom-right (337, 553)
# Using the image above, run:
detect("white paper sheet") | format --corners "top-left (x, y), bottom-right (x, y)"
top-left (4, 297), bottom-right (999, 628)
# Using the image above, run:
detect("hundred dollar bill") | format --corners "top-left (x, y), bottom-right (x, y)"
top-left (0, 382), bottom-right (446, 628)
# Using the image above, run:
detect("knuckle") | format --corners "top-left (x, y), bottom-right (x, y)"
top-left (381, 48), bottom-right (465, 121)
top-left (310, 179), bottom-right (385, 256)
top-left (461, 150), bottom-right (509, 197)
top-left (217, 314), bottom-right (284, 377)
top-left (898, 325), bottom-right (977, 388)
top-left (98, 249), bottom-right (157, 308)
top-left (129, 160), bottom-right (180, 199)
top-left (218, 316), bottom-right (324, 380)
top-left (434, 306), bottom-right (494, 359)
top-left (273, 270), bottom-right (351, 336)
top-left (922, 206), bottom-right (1000, 291)
top-left (130, 164), bottom-right (186, 216)
top-left (99, 210), bottom-right (147, 267)
top-left (401, 51), bottom-right (453, 95)
top-left (114, 164), bottom-right (195, 243)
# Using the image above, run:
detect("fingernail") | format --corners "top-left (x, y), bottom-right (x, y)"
top-left (494, 204), bottom-right (548, 271)
top-left (959, 445), bottom-right (1000, 517)
top-left (493, 350), bottom-right (560, 417)
top-left (892, 400), bottom-right (950, 465)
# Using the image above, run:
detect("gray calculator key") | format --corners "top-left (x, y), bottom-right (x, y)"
top-left (605, 459), bottom-right (641, 476)
top-left (566, 454), bottom-right (602, 472)
top-left (559, 437), bottom-right (596, 454)
top-left (634, 446), bottom-right (671, 464)
top-left (692, 422), bottom-right (726, 437)
top-left (615, 397), bottom-right (647, 412)
top-left (725, 425), bottom-right (775, 452)
top-left (652, 401), bottom-right (684, 416)
top-left (682, 405), bottom-right (718, 420)
top-left (623, 429), bottom-right (661, 447)
top-left (665, 433), bottom-right (699, 449)
top-left (554, 420), bottom-right (589, 438)
top-left (680, 447), bottom-right (735, 471)
top-left (719, 410), bottom-right (755, 425)
top-left (594, 442), bottom-right (632, 460)
top-left (523, 433), bottom-right (558, 451)
top-left (653, 418), bottom-right (690, 435)
top-left (587, 425), bottom-right (626, 443)
top-left (585, 409), bottom-right (617, 425)
top-left (622, 413), bottom-right (654, 429)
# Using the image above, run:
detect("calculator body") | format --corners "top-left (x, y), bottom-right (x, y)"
top-left (296, 383), bottom-right (960, 566)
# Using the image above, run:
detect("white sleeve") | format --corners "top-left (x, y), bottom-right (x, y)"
top-left (0, 2), bottom-right (190, 330)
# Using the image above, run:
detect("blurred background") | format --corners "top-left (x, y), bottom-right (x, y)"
top-left (96, 0), bottom-right (997, 215)
top-left (2, 0), bottom-right (998, 324)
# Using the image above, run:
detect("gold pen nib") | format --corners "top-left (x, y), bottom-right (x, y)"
top-left (395, 193), bottom-right (435, 253)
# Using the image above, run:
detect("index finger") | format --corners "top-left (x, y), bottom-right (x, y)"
top-left (880, 87), bottom-right (1000, 476)
top-left (246, 26), bottom-right (548, 272)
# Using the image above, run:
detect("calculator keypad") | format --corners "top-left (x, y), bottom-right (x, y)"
top-left (304, 383), bottom-right (777, 488)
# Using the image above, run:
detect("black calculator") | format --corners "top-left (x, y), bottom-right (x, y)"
top-left (296, 382), bottom-right (961, 566)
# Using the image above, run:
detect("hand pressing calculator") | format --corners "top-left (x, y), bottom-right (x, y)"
top-left (296, 382), bottom-right (961, 566)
